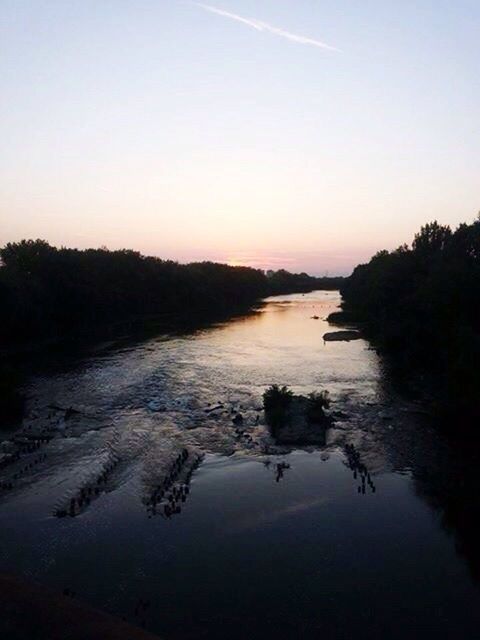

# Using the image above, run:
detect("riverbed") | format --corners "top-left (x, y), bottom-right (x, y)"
top-left (1, 291), bottom-right (479, 639)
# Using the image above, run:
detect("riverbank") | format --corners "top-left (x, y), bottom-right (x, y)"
top-left (0, 575), bottom-right (163, 639)
top-left (337, 219), bottom-right (480, 423)
top-left (0, 300), bottom-right (272, 433)
top-left (2, 291), bottom-right (480, 639)
top-left (0, 239), bottom-right (343, 348)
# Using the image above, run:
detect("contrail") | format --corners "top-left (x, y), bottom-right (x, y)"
top-left (194, 3), bottom-right (341, 52)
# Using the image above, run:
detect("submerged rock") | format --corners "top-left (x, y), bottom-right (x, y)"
top-left (64, 406), bottom-right (81, 420)
top-left (205, 404), bottom-right (223, 414)
top-left (147, 400), bottom-right (166, 412)
top-left (323, 330), bottom-right (361, 342)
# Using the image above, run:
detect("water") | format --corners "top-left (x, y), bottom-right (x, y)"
top-left (1, 291), bottom-right (480, 639)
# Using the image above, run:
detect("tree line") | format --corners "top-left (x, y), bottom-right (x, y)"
top-left (0, 240), bottom-right (342, 346)
top-left (267, 269), bottom-right (343, 295)
top-left (339, 218), bottom-right (480, 421)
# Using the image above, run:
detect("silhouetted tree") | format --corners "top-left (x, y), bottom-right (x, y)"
top-left (0, 240), bottom-right (342, 345)
top-left (340, 217), bottom-right (480, 421)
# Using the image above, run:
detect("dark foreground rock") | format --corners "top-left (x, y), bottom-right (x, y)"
top-left (0, 574), bottom-right (162, 640)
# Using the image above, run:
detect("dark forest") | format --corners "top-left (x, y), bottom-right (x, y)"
top-left (338, 218), bottom-right (480, 421)
top-left (0, 240), bottom-right (343, 346)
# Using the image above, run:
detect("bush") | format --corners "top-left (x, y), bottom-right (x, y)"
top-left (306, 391), bottom-right (330, 424)
top-left (263, 385), bottom-right (293, 431)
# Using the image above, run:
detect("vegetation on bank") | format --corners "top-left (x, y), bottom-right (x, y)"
top-left (0, 363), bottom-right (24, 421)
top-left (338, 218), bottom-right (480, 420)
top-left (266, 269), bottom-right (344, 294)
top-left (0, 240), bottom-right (343, 346)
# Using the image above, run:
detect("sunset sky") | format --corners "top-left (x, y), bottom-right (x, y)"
top-left (1, 1), bottom-right (479, 274)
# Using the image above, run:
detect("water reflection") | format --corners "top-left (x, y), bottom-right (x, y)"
top-left (409, 436), bottom-right (480, 585)
top-left (0, 291), bottom-right (480, 638)
top-left (344, 443), bottom-right (376, 494)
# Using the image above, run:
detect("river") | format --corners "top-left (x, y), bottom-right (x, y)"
top-left (1, 290), bottom-right (480, 639)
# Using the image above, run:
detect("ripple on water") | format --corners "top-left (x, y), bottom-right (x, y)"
top-left (2, 292), bottom-right (478, 640)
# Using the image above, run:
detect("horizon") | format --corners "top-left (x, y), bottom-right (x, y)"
top-left (1, 1), bottom-right (479, 274)
top-left (0, 237), bottom-right (348, 278)
top-left (2, 5), bottom-right (480, 637)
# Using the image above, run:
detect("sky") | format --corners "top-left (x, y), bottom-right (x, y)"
top-left (1, 1), bottom-right (479, 275)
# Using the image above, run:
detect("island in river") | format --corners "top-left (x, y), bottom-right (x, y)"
top-left (1, 290), bottom-right (480, 639)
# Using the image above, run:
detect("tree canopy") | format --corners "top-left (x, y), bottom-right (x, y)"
top-left (340, 218), bottom-right (480, 421)
top-left (0, 240), bottom-right (342, 345)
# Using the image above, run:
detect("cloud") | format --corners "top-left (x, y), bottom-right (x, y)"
top-left (194, 3), bottom-right (341, 52)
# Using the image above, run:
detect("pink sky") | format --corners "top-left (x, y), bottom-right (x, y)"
top-left (1, 1), bottom-right (479, 275)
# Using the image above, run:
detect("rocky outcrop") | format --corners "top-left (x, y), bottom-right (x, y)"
top-left (264, 394), bottom-right (332, 446)
top-left (323, 330), bottom-right (361, 342)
